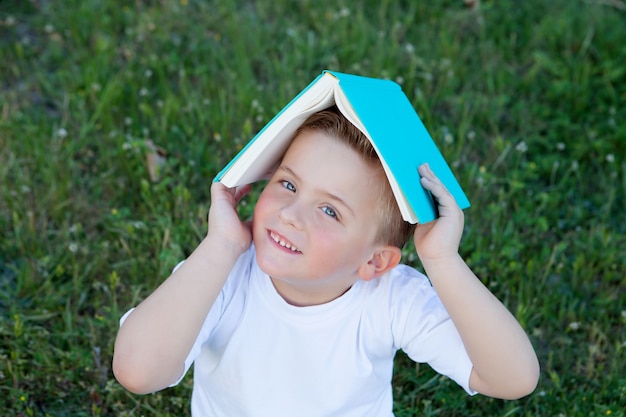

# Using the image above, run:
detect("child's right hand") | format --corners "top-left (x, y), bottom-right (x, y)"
top-left (208, 182), bottom-right (253, 255)
top-left (113, 182), bottom-right (253, 394)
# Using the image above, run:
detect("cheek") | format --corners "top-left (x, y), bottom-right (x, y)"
top-left (253, 190), bottom-right (273, 219)
top-left (307, 226), bottom-right (348, 257)
top-left (252, 197), bottom-right (270, 241)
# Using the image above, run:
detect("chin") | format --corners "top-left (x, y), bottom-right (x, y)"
top-left (254, 246), bottom-right (283, 276)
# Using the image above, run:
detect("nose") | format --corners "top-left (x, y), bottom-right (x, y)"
top-left (278, 201), bottom-right (304, 229)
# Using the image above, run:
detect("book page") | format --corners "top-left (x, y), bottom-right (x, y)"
top-left (218, 74), bottom-right (338, 186)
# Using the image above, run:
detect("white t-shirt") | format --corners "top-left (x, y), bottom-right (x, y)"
top-left (166, 245), bottom-right (475, 416)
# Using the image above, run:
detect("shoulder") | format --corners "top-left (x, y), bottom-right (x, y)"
top-left (173, 244), bottom-right (258, 303)
top-left (364, 263), bottom-right (435, 302)
top-left (189, 245), bottom-right (258, 340)
top-left (358, 263), bottom-right (443, 323)
top-left (219, 244), bottom-right (258, 298)
top-left (362, 263), bottom-right (449, 329)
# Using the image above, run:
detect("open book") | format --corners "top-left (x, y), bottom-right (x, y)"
top-left (214, 70), bottom-right (470, 224)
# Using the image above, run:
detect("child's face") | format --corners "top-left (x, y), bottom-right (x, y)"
top-left (252, 130), bottom-right (385, 306)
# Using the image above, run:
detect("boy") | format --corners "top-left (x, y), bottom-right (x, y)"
top-left (113, 108), bottom-right (539, 416)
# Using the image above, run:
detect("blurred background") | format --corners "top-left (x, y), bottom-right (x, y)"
top-left (1, 0), bottom-right (624, 415)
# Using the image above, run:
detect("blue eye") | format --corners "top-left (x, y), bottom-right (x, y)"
top-left (322, 206), bottom-right (338, 219)
top-left (281, 180), bottom-right (296, 192)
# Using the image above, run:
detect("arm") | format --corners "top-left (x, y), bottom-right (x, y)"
top-left (112, 182), bottom-right (252, 394)
top-left (415, 164), bottom-right (539, 400)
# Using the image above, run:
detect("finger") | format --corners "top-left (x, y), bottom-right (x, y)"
top-left (233, 184), bottom-right (252, 202)
top-left (211, 182), bottom-right (251, 203)
top-left (418, 164), bottom-right (455, 207)
top-left (210, 181), bottom-right (234, 197)
top-left (418, 164), bottom-right (445, 192)
top-left (417, 163), bottom-right (432, 179)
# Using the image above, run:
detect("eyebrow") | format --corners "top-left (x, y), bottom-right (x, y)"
top-left (278, 165), bottom-right (356, 217)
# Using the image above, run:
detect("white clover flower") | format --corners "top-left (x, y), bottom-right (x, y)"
top-left (556, 142), bottom-right (566, 151)
top-left (57, 128), bottom-right (68, 138)
top-left (606, 154), bottom-right (615, 163)
top-left (139, 87), bottom-right (149, 97)
top-left (466, 130), bottom-right (476, 141)
top-left (515, 141), bottom-right (528, 153)
top-left (338, 7), bottom-right (350, 17)
top-left (68, 242), bottom-right (79, 253)
top-left (145, 69), bottom-right (153, 77)
top-left (568, 322), bottom-right (581, 331)
top-left (131, 221), bottom-right (146, 229)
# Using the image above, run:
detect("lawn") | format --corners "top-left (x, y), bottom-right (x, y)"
top-left (1, 0), bottom-right (624, 416)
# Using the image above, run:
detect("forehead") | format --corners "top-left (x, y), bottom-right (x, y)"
top-left (283, 129), bottom-right (377, 175)
top-left (281, 130), bottom-right (383, 209)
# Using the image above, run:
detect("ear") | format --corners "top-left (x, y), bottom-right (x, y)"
top-left (357, 245), bottom-right (402, 281)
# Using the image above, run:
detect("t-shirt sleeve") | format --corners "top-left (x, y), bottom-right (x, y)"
top-left (167, 250), bottom-right (252, 387)
top-left (169, 295), bottom-right (224, 386)
top-left (119, 303), bottom-right (220, 387)
top-left (118, 247), bottom-right (254, 387)
top-left (389, 266), bottom-right (477, 395)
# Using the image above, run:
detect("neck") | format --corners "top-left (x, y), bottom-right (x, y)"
top-left (269, 277), bottom-right (353, 307)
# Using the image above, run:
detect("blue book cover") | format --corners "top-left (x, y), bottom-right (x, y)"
top-left (327, 70), bottom-right (470, 223)
top-left (215, 70), bottom-right (470, 224)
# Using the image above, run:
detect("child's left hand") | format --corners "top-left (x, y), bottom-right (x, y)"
top-left (413, 164), bottom-right (464, 262)
top-left (413, 164), bottom-right (540, 400)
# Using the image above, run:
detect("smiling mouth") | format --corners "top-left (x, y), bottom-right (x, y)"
top-left (269, 231), bottom-right (301, 253)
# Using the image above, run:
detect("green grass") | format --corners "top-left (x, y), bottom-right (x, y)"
top-left (1, 0), bottom-right (625, 415)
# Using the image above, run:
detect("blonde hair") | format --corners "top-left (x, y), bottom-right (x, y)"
top-left (293, 107), bottom-right (415, 248)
